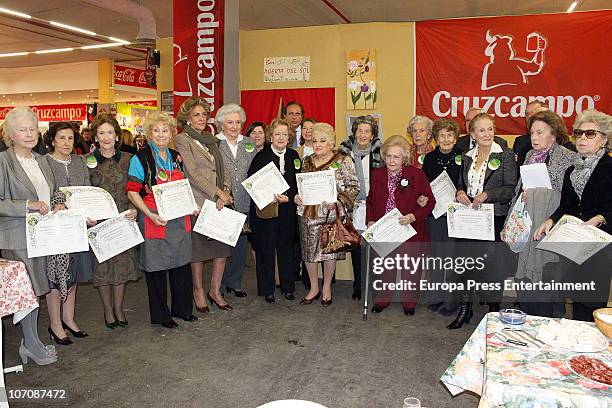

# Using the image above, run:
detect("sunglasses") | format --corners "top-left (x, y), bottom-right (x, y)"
top-left (573, 129), bottom-right (606, 139)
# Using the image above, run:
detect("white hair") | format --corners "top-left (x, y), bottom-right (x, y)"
top-left (214, 103), bottom-right (246, 128)
top-left (574, 109), bottom-right (612, 148)
top-left (2, 106), bottom-right (39, 147)
top-left (406, 115), bottom-right (433, 135)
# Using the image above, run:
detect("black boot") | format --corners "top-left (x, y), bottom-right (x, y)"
top-left (447, 302), bottom-right (473, 330)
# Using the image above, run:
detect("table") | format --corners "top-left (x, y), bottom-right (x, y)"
top-left (441, 313), bottom-right (611, 407)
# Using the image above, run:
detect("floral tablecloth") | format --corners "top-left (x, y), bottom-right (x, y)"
top-left (0, 258), bottom-right (38, 322)
top-left (441, 313), bottom-right (611, 408)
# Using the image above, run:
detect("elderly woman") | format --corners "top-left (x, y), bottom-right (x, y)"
top-left (367, 135), bottom-right (435, 315)
top-left (295, 123), bottom-right (359, 306)
top-left (215, 103), bottom-right (256, 298)
top-left (174, 97), bottom-right (234, 312)
top-left (246, 121), bottom-right (267, 153)
top-left (127, 112), bottom-right (196, 329)
top-left (534, 109), bottom-right (611, 321)
top-left (449, 113), bottom-right (517, 329)
top-left (248, 119), bottom-right (300, 302)
top-left (295, 118), bottom-right (316, 160)
top-left (86, 114), bottom-right (139, 329)
top-left (42, 122), bottom-right (93, 345)
top-left (338, 115), bottom-right (384, 301)
top-left (419, 119), bottom-right (462, 316)
top-left (0, 107), bottom-right (58, 365)
top-left (407, 115), bottom-right (435, 169)
top-left (509, 111), bottom-right (576, 317)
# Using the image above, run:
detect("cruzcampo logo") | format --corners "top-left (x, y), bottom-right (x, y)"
top-left (294, 158), bottom-right (301, 170)
top-left (488, 157), bottom-right (501, 171)
top-left (245, 141), bottom-right (255, 153)
top-left (454, 154), bottom-right (462, 165)
top-left (86, 155), bottom-right (97, 169)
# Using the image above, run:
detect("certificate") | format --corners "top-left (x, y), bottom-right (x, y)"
top-left (242, 162), bottom-right (290, 210)
top-left (352, 201), bottom-right (367, 231)
top-left (60, 186), bottom-right (119, 220)
top-left (537, 215), bottom-right (611, 265)
top-left (193, 199), bottom-right (247, 247)
top-left (362, 208), bottom-right (417, 257)
top-left (88, 211), bottom-right (144, 263)
top-left (152, 179), bottom-right (198, 221)
top-left (447, 203), bottom-right (495, 241)
top-left (296, 170), bottom-right (337, 205)
top-left (430, 171), bottom-right (457, 219)
top-left (520, 163), bottom-right (552, 189)
top-left (26, 209), bottom-right (88, 258)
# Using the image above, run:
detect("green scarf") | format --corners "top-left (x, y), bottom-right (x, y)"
top-left (184, 124), bottom-right (225, 190)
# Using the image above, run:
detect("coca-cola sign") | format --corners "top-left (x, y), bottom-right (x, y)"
top-left (415, 11), bottom-right (611, 134)
top-left (114, 64), bottom-right (156, 89)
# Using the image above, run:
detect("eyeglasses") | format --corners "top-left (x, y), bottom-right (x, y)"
top-left (573, 129), bottom-right (606, 139)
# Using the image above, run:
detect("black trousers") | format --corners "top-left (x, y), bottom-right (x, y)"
top-left (255, 218), bottom-right (296, 296)
top-left (349, 245), bottom-right (362, 293)
top-left (144, 264), bottom-right (193, 324)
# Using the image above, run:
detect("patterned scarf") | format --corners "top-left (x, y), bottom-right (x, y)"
top-left (184, 124), bottom-right (225, 189)
top-left (385, 170), bottom-right (402, 214)
top-left (527, 145), bottom-right (553, 165)
top-left (570, 148), bottom-right (605, 199)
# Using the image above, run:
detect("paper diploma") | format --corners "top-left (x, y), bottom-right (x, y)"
top-left (296, 170), bottom-right (337, 205)
top-left (362, 208), bottom-right (417, 257)
top-left (152, 179), bottom-right (198, 221)
top-left (537, 215), bottom-right (611, 265)
top-left (193, 200), bottom-right (247, 247)
top-left (88, 211), bottom-right (144, 263)
top-left (242, 162), bottom-right (290, 210)
top-left (26, 209), bottom-right (88, 258)
top-left (353, 201), bottom-right (367, 231)
top-left (447, 203), bottom-right (495, 241)
top-left (430, 171), bottom-right (457, 219)
top-left (61, 186), bottom-right (119, 220)
top-left (520, 163), bottom-right (552, 190)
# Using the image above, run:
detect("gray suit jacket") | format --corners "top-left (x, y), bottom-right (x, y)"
top-left (218, 136), bottom-right (256, 213)
top-left (458, 147), bottom-right (517, 216)
top-left (0, 148), bottom-right (56, 249)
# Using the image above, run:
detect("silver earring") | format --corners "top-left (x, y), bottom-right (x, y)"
top-left (115, 137), bottom-right (119, 142)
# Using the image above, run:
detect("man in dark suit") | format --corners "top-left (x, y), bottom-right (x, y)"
top-left (513, 100), bottom-right (549, 166)
top-left (456, 107), bottom-right (508, 152)
top-left (282, 101), bottom-right (305, 148)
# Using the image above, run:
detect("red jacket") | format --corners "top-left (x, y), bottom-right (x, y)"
top-left (366, 165), bottom-right (435, 242)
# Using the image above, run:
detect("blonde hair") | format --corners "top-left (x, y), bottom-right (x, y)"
top-left (381, 135), bottom-right (413, 165)
top-left (176, 97), bottom-right (211, 128)
top-left (265, 118), bottom-right (293, 143)
top-left (312, 122), bottom-right (336, 147)
top-left (2, 106), bottom-right (39, 147)
top-left (143, 111), bottom-right (177, 140)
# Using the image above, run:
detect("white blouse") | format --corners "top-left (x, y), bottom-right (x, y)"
top-left (17, 154), bottom-right (51, 205)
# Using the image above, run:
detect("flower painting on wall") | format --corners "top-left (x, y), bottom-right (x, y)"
top-left (346, 49), bottom-right (377, 110)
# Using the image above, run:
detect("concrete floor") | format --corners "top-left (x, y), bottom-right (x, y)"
top-left (2, 260), bottom-right (482, 408)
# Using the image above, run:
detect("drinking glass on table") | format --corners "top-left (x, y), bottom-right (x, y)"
top-left (403, 397), bottom-right (421, 408)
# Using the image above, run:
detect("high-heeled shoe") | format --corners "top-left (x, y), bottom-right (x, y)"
top-left (300, 291), bottom-right (321, 305)
top-left (104, 315), bottom-right (118, 330)
top-left (403, 307), bottom-right (416, 316)
top-left (62, 321), bottom-right (88, 338)
top-left (427, 302), bottom-right (443, 312)
top-left (48, 326), bottom-right (72, 345)
top-left (19, 342), bottom-right (57, 366)
top-left (447, 302), bottom-right (473, 330)
top-left (351, 289), bottom-right (362, 301)
top-left (207, 292), bottom-right (233, 310)
top-left (371, 303), bottom-right (387, 313)
top-left (321, 297), bottom-right (333, 307)
top-left (226, 287), bottom-right (247, 297)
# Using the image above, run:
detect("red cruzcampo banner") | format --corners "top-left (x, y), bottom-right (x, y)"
top-left (0, 104), bottom-right (87, 121)
top-left (114, 64), bottom-right (156, 89)
top-left (173, 0), bottom-right (225, 116)
top-left (415, 10), bottom-right (612, 134)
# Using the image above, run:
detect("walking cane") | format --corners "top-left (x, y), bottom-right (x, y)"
top-left (363, 242), bottom-right (371, 321)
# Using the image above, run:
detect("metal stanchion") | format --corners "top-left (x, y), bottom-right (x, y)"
top-left (363, 243), bottom-right (371, 321)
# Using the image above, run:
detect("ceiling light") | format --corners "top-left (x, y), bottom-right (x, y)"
top-left (50, 21), bottom-right (96, 36)
top-left (567, 1), bottom-right (578, 12)
top-left (0, 6), bottom-right (32, 19)
top-left (35, 48), bottom-right (74, 54)
top-left (81, 42), bottom-right (124, 50)
top-left (108, 37), bottom-right (130, 44)
top-left (0, 51), bottom-right (29, 58)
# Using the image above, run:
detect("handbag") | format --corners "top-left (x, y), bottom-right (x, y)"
top-left (319, 202), bottom-right (361, 254)
top-left (501, 196), bottom-right (532, 253)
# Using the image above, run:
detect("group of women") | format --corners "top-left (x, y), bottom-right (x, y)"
top-left (0, 98), bottom-right (610, 366)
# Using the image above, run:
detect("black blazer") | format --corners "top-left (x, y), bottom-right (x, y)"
top-left (550, 153), bottom-right (612, 234)
top-left (458, 147), bottom-right (517, 216)
top-left (456, 135), bottom-right (508, 153)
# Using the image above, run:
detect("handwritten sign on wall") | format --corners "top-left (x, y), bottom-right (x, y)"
top-left (263, 56), bottom-right (310, 82)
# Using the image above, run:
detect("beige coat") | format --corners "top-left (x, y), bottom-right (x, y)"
top-left (174, 132), bottom-right (231, 207)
